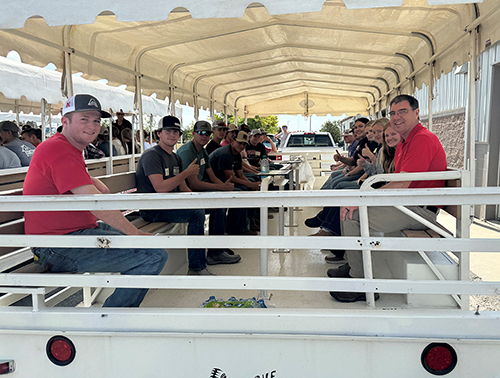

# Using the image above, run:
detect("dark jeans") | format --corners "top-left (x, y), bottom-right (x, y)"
top-left (227, 186), bottom-right (249, 234)
top-left (141, 208), bottom-right (207, 271)
top-left (206, 208), bottom-right (227, 258)
top-left (33, 223), bottom-right (168, 308)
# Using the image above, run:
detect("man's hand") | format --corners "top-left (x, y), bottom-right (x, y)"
top-left (249, 181), bottom-right (261, 191)
top-left (185, 158), bottom-right (199, 177)
top-left (340, 206), bottom-right (359, 221)
top-left (334, 149), bottom-right (342, 162)
top-left (221, 177), bottom-right (235, 191)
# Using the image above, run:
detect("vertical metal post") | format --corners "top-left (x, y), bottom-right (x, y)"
top-left (259, 177), bottom-right (272, 300)
top-left (40, 98), bottom-right (47, 141)
top-left (359, 205), bottom-right (375, 308)
top-left (428, 62), bottom-right (435, 131)
top-left (457, 171), bottom-right (471, 310)
top-left (136, 75), bottom-right (145, 155)
top-left (63, 25), bottom-right (74, 98)
top-left (14, 100), bottom-right (20, 127)
top-left (468, 28), bottom-right (477, 190)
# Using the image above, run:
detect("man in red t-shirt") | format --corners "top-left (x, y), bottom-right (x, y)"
top-left (23, 94), bottom-right (167, 307)
top-left (328, 94), bottom-right (447, 303)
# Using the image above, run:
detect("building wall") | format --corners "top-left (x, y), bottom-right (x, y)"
top-left (421, 109), bottom-right (466, 170)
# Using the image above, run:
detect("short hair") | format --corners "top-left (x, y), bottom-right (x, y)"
top-left (390, 94), bottom-right (419, 110)
top-left (21, 128), bottom-right (42, 140)
top-left (356, 117), bottom-right (369, 125)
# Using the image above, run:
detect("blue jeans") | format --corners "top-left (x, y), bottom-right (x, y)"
top-left (33, 223), bottom-right (168, 308)
top-left (141, 208), bottom-right (207, 271)
top-left (205, 208), bottom-right (226, 258)
top-left (227, 186), bottom-right (249, 234)
top-left (321, 170), bottom-right (345, 189)
top-left (322, 171), bottom-right (362, 190)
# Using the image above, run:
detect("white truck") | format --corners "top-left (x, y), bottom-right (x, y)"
top-left (275, 132), bottom-right (337, 177)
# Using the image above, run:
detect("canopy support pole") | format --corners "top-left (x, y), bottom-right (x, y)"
top-left (40, 98), bottom-right (47, 141)
top-left (467, 27), bottom-right (478, 187)
top-left (14, 100), bottom-right (20, 127)
top-left (427, 62), bottom-right (434, 132)
top-left (62, 25), bottom-right (73, 98)
top-left (136, 75), bottom-right (145, 158)
top-left (244, 105), bottom-right (248, 125)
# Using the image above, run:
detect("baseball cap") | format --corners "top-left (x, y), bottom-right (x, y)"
top-left (62, 94), bottom-right (111, 118)
top-left (239, 123), bottom-right (250, 132)
top-left (157, 115), bottom-right (181, 131)
top-left (212, 120), bottom-right (227, 129)
top-left (235, 131), bottom-right (249, 144)
top-left (0, 121), bottom-right (19, 133)
top-left (227, 123), bottom-right (238, 132)
top-left (250, 129), bottom-right (262, 136)
top-left (193, 120), bottom-right (212, 133)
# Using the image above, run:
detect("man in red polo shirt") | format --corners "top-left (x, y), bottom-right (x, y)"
top-left (328, 94), bottom-right (447, 303)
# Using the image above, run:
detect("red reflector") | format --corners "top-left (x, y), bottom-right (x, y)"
top-left (0, 361), bottom-right (13, 375)
top-left (50, 340), bottom-right (73, 362)
top-left (276, 155), bottom-right (282, 160)
top-left (47, 336), bottom-right (76, 366)
top-left (421, 343), bottom-right (457, 375)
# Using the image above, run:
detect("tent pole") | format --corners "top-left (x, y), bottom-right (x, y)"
top-left (14, 100), bottom-right (20, 127)
top-left (40, 98), bottom-right (47, 141)
top-left (63, 26), bottom-right (73, 98)
top-left (468, 28), bottom-right (477, 187)
top-left (136, 75), bottom-right (145, 156)
top-left (427, 62), bottom-right (434, 132)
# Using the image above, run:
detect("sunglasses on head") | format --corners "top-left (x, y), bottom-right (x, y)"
top-left (196, 130), bottom-right (212, 136)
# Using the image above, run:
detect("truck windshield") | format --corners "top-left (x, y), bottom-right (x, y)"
top-left (287, 134), bottom-right (333, 147)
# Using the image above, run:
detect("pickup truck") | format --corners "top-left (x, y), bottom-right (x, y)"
top-left (274, 132), bottom-right (337, 177)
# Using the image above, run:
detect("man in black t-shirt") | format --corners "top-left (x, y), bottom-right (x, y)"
top-left (205, 120), bottom-right (227, 155)
top-left (135, 115), bottom-right (214, 275)
top-left (246, 129), bottom-right (268, 168)
top-left (209, 131), bottom-right (260, 235)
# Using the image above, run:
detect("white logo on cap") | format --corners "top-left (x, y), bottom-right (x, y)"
top-left (88, 98), bottom-right (99, 108)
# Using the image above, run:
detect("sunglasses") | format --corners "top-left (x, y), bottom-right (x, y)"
top-left (117, 113), bottom-right (124, 116)
top-left (196, 130), bottom-right (212, 136)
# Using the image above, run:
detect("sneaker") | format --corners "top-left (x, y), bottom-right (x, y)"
top-left (225, 248), bottom-right (235, 255)
top-left (325, 254), bottom-right (346, 264)
top-left (242, 230), bottom-right (258, 235)
top-left (305, 216), bottom-right (322, 228)
top-left (327, 263), bottom-right (351, 278)
top-left (309, 229), bottom-right (334, 237)
top-left (329, 291), bottom-right (380, 303)
top-left (187, 268), bottom-right (214, 275)
top-left (207, 251), bottom-right (242, 265)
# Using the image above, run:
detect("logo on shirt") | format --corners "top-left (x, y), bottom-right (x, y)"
top-left (200, 158), bottom-right (205, 166)
top-left (173, 166), bottom-right (180, 176)
top-left (21, 144), bottom-right (35, 157)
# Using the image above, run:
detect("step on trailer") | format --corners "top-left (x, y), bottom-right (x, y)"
top-left (1, 1), bottom-right (500, 377)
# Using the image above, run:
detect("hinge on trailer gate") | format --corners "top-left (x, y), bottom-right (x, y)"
top-left (97, 237), bottom-right (111, 248)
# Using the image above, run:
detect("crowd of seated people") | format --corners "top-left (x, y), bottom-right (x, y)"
top-left (16, 92), bottom-right (447, 308)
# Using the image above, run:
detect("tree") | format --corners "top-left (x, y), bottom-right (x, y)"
top-left (181, 121), bottom-right (195, 142)
top-left (320, 120), bottom-right (341, 143)
top-left (214, 113), bottom-right (279, 134)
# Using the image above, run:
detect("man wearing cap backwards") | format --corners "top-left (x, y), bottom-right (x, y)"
top-left (23, 94), bottom-right (168, 308)
top-left (209, 130), bottom-right (261, 235)
top-left (0, 120), bottom-right (35, 166)
top-left (205, 120), bottom-right (228, 155)
top-left (135, 115), bottom-right (215, 275)
top-left (176, 120), bottom-right (241, 265)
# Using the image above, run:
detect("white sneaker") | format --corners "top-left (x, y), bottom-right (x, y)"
top-left (187, 268), bottom-right (215, 275)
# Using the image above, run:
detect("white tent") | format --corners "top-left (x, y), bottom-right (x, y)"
top-left (0, 0), bottom-right (497, 118)
top-left (0, 56), bottom-right (169, 116)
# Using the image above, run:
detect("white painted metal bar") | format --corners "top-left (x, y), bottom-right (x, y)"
top-left (359, 205), bottom-right (375, 308)
top-left (2, 274), bottom-right (500, 297)
top-left (395, 205), bottom-right (452, 238)
top-left (3, 187), bottom-right (500, 212)
top-left (259, 176), bottom-right (272, 300)
top-left (1, 235), bottom-right (499, 253)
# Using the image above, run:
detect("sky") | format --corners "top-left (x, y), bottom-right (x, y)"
top-left (5, 50), bottom-right (345, 131)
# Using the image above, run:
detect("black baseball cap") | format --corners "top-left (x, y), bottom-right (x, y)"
top-left (194, 120), bottom-right (212, 133)
top-left (158, 115), bottom-right (181, 131)
top-left (62, 94), bottom-right (111, 118)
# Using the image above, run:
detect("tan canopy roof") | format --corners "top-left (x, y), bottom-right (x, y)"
top-left (0, 0), bottom-right (498, 117)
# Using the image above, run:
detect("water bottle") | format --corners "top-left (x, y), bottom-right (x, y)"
top-left (261, 155), bottom-right (269, 177)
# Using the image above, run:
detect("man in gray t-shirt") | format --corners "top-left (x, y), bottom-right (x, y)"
top-left (0, 121), bottom-right (35, 166)
top-left (0, 144), bottom-right (21, 169)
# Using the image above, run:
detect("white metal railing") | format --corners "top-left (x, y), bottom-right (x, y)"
top-left (1, 180), bottom-right (500, 311)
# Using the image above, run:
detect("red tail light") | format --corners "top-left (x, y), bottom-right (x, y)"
top-left (421, 343), bottom-right (457, 375)
top-left (46, 336), bottom-right (76, 366)
top-left (0, 360), bottom-right (15, 375)
top-left (276, 155), bottom-right (282, 161)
